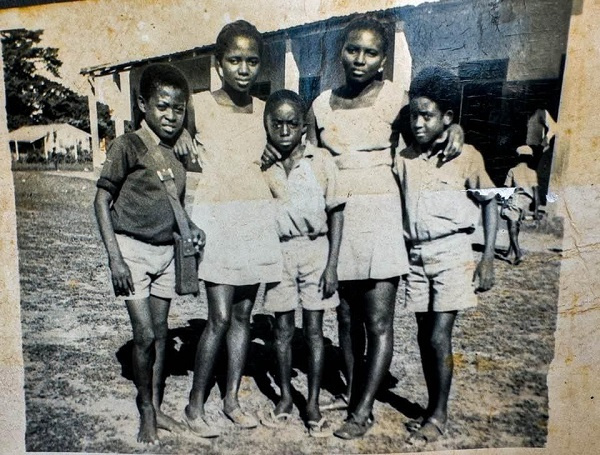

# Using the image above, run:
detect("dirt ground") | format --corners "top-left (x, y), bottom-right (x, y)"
top-left (15, 171), bottom-right (562, 454)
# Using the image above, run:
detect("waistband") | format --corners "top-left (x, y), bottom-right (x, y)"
top-left (407, 228), bottom-right (474, 249)
top-left (280, 233), bottom-right (327, 243)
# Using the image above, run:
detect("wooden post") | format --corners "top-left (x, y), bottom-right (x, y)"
top-left (0, 35), bottom-right (26, 455)
top-left (284, 38), bottom-right (300, 92)
top-left (87, 76), bottom-right (102, 171)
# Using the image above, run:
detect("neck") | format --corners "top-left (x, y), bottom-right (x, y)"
top-left (342, 78), bottom-right (379, 98)
top-left (280, 143), bottom-right (304, 163)
top-left (221, 84), bottom-right (253, 107)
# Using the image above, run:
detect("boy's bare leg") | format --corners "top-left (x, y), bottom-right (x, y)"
top-left (273, 311), bottom-right (295, 415)
top-left (350, 278), bottom-right (398, 423)
top-left (303, 309), bottom-right (325, 423)
top-left (416, 311), bottom-right (457, 426)
top-left (126, 298), bottom-right (159, 445)
top-left (507, 219), bottom-right (523, 263)
top-left (223, 284), bottom-right (258, 415)
top-left (147, 296), bottom-right (186, 433)
top-left (187, 283), bottom-right (234, 420)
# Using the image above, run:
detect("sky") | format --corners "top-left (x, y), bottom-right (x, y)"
top-left (0, 0), bottom-right (437, 96)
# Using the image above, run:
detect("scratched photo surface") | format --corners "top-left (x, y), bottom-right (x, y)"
top-left (1, 1), bottom-right (597, 454)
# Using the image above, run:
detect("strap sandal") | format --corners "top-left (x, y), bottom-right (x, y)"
top-left (405, 415), bottom-right (425, 433)
top-left (333, 413), bottom-right (375, 440)
top-left (182, 407), bottom-right (220, 438)
top-left (223, 406), bottom-right (259, 429)
top-left (319, 394), bottom-right (349, 412)
top-left (307, 417), bottom-right (333, 438)
top-left (406, 416), bottom-right (446, 447)
top-left (260, 409), bottom-right (292, 429)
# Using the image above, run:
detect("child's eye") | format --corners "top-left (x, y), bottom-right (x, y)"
top-left (228, 58), bottom-right (240, 64)
top-left (345, 46), bottom-right (358, 54)
top-left (366, 50), bottom-right (379, 57)
top-left (248, 58), bottom-right (260, 66)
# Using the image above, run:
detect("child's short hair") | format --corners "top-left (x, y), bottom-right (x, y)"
top-left (138, 63), bottom-right (190, 101)
top-left (409, 67), bottom-right (461, 115)
top-left (342, 14), bottom-right (389, 55)
top-left (215, 20), bottom-right (264, 62)
top-left (264, 90), bottom-right (307, 121)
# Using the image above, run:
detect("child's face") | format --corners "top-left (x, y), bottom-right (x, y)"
top-left (265, 101), bottom-right (306, 154)
top-left (409, 96), bottom-right (453, 148)
top-left (341, 29), bottom-right (386, 85)
top-left (138, 85), bottom-right (186, 142)
top-left (217, 35), bottom-right (261, 93)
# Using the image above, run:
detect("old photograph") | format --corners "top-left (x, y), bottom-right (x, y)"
top-left (0, 0), bottom-right (598, 454)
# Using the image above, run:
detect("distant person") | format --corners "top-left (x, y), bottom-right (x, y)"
top-left (94, 64), bottom-right (204, 445)
top-left (394, 67), bottom-right (498, 448)
top-left (501, 145), bottom-right (540, 265)
top-left (259, 90), bottom-right (345, 437)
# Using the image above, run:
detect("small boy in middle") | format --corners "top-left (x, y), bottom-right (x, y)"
top-left (260, 90), bottom-right (345, 437)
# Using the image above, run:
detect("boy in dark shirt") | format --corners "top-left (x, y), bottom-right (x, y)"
top-left (94, 63), bottom-right (204, 445)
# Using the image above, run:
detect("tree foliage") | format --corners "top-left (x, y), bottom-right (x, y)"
top-left (2, 28), bottom-right (113, 139)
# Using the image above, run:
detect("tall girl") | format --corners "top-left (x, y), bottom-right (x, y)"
top-left (306, 16), bottom-right (463, 439)
top-left (183, 20), bottom-right (281, 437)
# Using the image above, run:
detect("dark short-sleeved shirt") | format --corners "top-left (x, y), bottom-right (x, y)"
top-left (97, 124), bottom-right (186, 245)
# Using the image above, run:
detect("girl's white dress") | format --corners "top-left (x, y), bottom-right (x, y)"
top-left (311, 81), bottom-right (410, 281)
top-left (189, 91), bottom-right (282, 286)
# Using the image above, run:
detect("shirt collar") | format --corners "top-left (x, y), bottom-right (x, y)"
top-left (141, 120), bottom-right (162, 146)
top-left (273, 144), bottom-right (314, 169)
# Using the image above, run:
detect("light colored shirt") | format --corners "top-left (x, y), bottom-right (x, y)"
top-left (504, 162), bottom-right (538, 199)
top-left (263, 144), bottom-right (345, 240)
top-left (394, 143), bottom-right (495, 243)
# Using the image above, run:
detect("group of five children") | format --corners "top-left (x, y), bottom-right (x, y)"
top-left (94, 15), bottom-right (534, 448)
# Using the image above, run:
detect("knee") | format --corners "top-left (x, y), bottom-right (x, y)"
top-left (429, 329), bottom-right (452, 354)
top-left (133, 327), bottom-right (155, 351)
top-left (303, 323), bottom-right (323, 346)
top-left (366, 313), bottom-right (392, 337)
top-left (231, 308), bottom-right (252, 328)
top-left (275, 322), bottom-right (294, 349)
top-left (336, 304), bottom-right (352, 330)
top-left (207, 310), bottom-right (231, 335)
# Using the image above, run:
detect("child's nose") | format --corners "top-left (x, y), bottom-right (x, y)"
top-left (354, 51), bottom-right (366, 65)
top-left (281, 124), bottom-right (290, 136)
top-left (239, 61), bottom-right (249, 74)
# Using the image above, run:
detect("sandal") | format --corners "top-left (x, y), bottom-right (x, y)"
top-left (405, 415), bottom-right (425, 433)
top-left (307, 417), bottom-right (333, 438)
top-left (319, 394), bottom-right (349, 412)
top-left (223, 407), bottom-right (258, 429)
top-left (333, 414), bottom-right (374, 440)
top-left (183, 407), bottom-right (220, 438)
top-left (406, 416), bottom-right (446, 447)
top-left (260, 409), bottom-right (292, 429)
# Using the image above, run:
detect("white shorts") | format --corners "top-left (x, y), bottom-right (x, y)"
top-left (264, 236), bottom-right (339, 313)
top-left (404, 233), bottom-right (477, 312)
top-left (115, 234), bottom-right (176, 300)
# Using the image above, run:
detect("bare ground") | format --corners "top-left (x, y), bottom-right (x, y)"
top-left (15, 171), bottom-right (561, 454)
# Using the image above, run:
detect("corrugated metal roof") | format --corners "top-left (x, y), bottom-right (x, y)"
top-left (80, 6), bottom-right (411, 77)
top-left (9, 123), bottom-right (91, 143)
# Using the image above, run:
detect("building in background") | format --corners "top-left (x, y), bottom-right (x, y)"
top-left (8, 123), bottom-right (91, 163)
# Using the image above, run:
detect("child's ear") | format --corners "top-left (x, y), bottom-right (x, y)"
top-left (443, 110), bottom-right (454, 127)
top-left (379, 56), bottom-right (387, 72)
top-left (137, 95), bottom-right (147, 114)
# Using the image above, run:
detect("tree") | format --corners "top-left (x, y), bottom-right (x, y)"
top-left (1, 28), bottom-right (114, 140)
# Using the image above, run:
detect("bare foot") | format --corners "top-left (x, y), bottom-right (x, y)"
top-left (156, 410), bottom-right (187, 434)
top-left (137, 404), bottom-right (159, 445)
